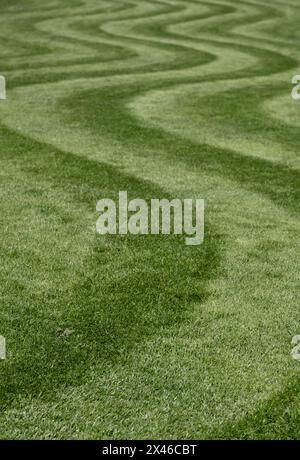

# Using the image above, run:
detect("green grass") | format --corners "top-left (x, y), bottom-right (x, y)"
top-left (0, 0), bottom-right (299, 439)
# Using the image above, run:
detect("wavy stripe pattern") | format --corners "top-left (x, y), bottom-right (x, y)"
top-left (0, 0), bottom-right (299, 439)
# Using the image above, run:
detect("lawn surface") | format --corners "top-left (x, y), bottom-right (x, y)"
top-left (0, 0), bottom-right (299, 439)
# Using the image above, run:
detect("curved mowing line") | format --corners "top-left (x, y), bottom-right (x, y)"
top-left (0, 121), bottom-right (220, 407)
top-left (0, 0), bottom-right (299, 438)
top-left (62, 85), bottom-right (300, 215)
top-left (3, 0), bottom-right (298, 88)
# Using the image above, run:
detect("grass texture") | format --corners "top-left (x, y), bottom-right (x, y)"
top-left (0, 0), bottom-right (299, 439)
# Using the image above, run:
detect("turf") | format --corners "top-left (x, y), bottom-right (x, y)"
top-left (0, 0), bottom-right (299, 440)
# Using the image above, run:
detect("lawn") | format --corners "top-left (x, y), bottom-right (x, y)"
top-left (0, 0), bottom-right (299, 439)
